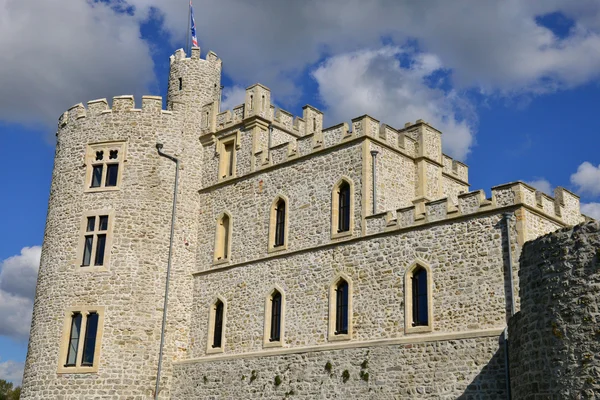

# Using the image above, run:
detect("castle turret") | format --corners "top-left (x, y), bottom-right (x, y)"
top-left (21, 48), bottom-right (222, 399)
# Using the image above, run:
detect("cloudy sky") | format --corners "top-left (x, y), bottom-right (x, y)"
top-left (2, 0), bottom-right (600, 385)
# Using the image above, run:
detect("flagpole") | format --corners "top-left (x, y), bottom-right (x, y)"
top-left (186, 1), bottom-right (191, 55)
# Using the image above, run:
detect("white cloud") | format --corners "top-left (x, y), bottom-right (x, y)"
top-left (0, 246), bottom-right (41, 341)
top-left (526, 178), bottom-right (553, 195)
top-left (0, 359), bottom-right (25, 386)
top-left (581, 202), bottom-right (600, 220)
top-left (312, 47), bottom-right (475, 160)
top-left (570, 161), bottom-right (600, 195)
top-left (0, 0), bottom-right (156, 127)
top-left (219, 86), bottom-right (246, 112)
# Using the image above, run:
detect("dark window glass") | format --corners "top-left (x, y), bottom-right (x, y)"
top-left (338, 182), bottom-right (350, 232)
top-left (178, 77), bottom-right (183, 90)
top-left (335, 280), bottom-right (349, 334)
top-left (109, 150), bottom-right (118, 160)
top-left (412, 268), bottom-right (428, 326)
top-left (81, 312), bottom-right (99, 366)
top-left (65, 313), bottom-right (82, 366)
top-left (274, 200), bottom-right (285, 247)
top-left (94, 234), bottom-right (106, 266)
top-left (95, 151), bottom-right (104, 161)
top-left (270, 291), bottom-right (282, 341)
top-left (91, 165), bottom-right (103, 188)
top-left (98, 216), bottom-right (108, 231)
top-left (86, 216), bottom-right (96, 232)
top-left (82, 235), bottom-right (93, 266)
top-left (105, 164), bottom-right (119, 187)
top-left (213, 301), bottom-right (224, 348)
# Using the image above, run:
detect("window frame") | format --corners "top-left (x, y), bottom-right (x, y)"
top-left (263, 286), bottom-right (286, 348)
top-left (328, 274), bottom-right (353, 341)
top-left (331, 177), bottom-right (355, 239)
top-left (213, 212), bottom-right (232, 265)
top-left (84, 141), bottom-right (126, 193)
top-left (268, 195), bottom-right (289, 253)
top-left (206, 296), bottom-right (227, 354)
top-left (57, 306), bottom-right (105, 374)
top-left (217, 134), bottom-right (239, 181)
top-left (76, 209), bottom-right (115, 272)
top-left (404, 261), bottom-right (433, 334)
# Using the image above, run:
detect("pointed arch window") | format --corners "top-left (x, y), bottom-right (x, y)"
top-left (332, 178), bottom-right (354, 238)
top-left (270, 291), bottom-right (282, 341)
top-left (335, 280), bottom-right (349, 334)
top-left (338, 182), bottom-right (350, 232)
top-left (214, 213), bottom-right (232, 263)
top-left (328, 275), bottom-right (353, 341)
top-left (212, 300), bottom-right (224, 348)
top-left (263, 287), bottom-right (286, 347)
top-left (269, 196), bottom-right (288, 252)
top-left (405, 263), bottom-right (433, 333)
top-left (207, 297), bottom-right (226, 353)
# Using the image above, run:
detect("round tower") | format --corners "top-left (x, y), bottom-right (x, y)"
top-left (21, 48), bottom-right (221, 399)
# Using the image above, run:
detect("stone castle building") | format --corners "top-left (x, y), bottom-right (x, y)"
top-left (20, 46), bottom-right (590, 399)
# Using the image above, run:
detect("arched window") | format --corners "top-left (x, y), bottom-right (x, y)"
top-left (335, 280), bottom-right (349, 334)
top-left (269, 196), bottom-right (288, 251)
top-left (207, 297), bottom-right (227, 353)
top-left (328, 275), bottom-right (353, 340)
top-left (338, 182), bottom-right (350, 232)
top-left (214, 213), bottom-right (231, 262)
top-left (212, 300), bottom-right (224, 348)
top-left (269, 290), bottom-right (282, 341)
top-left (412, 267), bottom-right (428, 326)
top-left (405, 263), bottom-right (433, 333)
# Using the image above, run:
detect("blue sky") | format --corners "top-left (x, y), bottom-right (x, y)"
top-left (2, 0), bottom-right (600, 385)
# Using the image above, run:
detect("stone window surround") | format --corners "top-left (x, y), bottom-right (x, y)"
top-left (263, 286), bottom-right (286, 348)
top-left (328, 273), bottom-right (353, 342)
top-left (84, 141), bottom-right (126, 193)
top-left (331, 177), bottom-right (355, 239)
top-left (206, 296), bottom-right (227, 354)
top-left (404, 261), bottom-right (433, 334)
top-left (217, 132), bottom-right (241, 181)
top-left (213, 212), bottom-right (233, 265)
top-left (57, 306), bottom-right (105, 374)
top-left (268, 195), bottom-right (289, 253)
top-left (75, 209), bottom-right (115, 272)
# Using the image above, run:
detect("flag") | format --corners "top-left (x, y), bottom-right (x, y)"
top-left (190, 1), bottom-right (198, 48)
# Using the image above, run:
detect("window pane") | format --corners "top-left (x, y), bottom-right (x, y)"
top-left (82, 235), bottom-right (93, 266)
top-left (213, 301), bottom-right (224, 348)
top-left (109, 149), bottom-right (118, 160)
top-left (98, 216), bottom-right (108, 231)
top-left (222, 215), bottom-right (230, 259)
top-left (338, 183), bottom-right (350, 232)
top-left (86, 217), bottom-right (96, 232)
top-left (412, 268), bottom-right (428, 326)
top-left (91, 165), bottom-right (103, 188)
top-left (270, 292), bottom-right (282, 341)
top-left (275, 201), bottom-right (285, 247)
top-left (81, 312), bottom-right (99, 366)
top-left (95, 151), bottom-right (104, 161)
top-left (336, 281), bottom-right (349, 334)
top-left (105, 164), bottom-right (119, 187)
top-left (94, 234), bottom-right (106, 266)
top-left (66, 313), bottom-right (82, 366)
top-left (224, 143), bottom-right (235, 177)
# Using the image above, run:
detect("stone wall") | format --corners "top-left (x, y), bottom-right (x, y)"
top-left (173, 335), bottom-right (507, 399)
top-left (508, 221), bottom-right (600, 398)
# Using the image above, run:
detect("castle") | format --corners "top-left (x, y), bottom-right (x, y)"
top-left (20, 46), bottom-right (591, 399)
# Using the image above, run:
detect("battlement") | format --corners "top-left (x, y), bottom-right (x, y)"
top-left (364, 181), bottom-right (583, 235)
top-left (58, 95), bottom-right (174, 127)
top-left (169, 47), bottom-right (220, 65)
top-left (206, 83), bottom-right (468, 184)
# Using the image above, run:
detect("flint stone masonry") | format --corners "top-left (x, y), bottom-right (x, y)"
top-left (22, 44), bottom-right (587, 399)
top-left (509, 221), bottom-right (600, 398)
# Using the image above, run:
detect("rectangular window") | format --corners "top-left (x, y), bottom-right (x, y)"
top-left (270, 293), bottom-right (282, 342)
top-left (213, 301), bottom-right (224, 348)
top-left (335, 282), bottom-right (349, 334)
top-left (85, 142), bottom-right (125, 191)
top-left (59, 307), bottom-right (104, 373)
top-left (79, 212), bottom-right (113, 270)
top-left (65, 312), bottom-right (82, 367)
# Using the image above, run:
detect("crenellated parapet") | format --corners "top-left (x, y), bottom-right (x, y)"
top-left (364, 181), bottom-right (584, 236)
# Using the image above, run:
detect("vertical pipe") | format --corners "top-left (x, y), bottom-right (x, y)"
top-left (502, 212), bottom-right (515, 400)
top-left (154, 144), bottom-right (179, 400)
top-left (370, 150), bottom-right (379, 214)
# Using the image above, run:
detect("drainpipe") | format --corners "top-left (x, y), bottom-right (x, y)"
top-left (370, 150), bottom-right (379, 214)
top-left (502, 212), bottom-right (516, 400)
top-left (154, 143), bottom-right (179, 400)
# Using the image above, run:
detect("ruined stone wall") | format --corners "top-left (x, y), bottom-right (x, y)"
top-left (173, 335), bottom-right (506, 399)
top-left (508, 221), bottom-right (600, 398)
